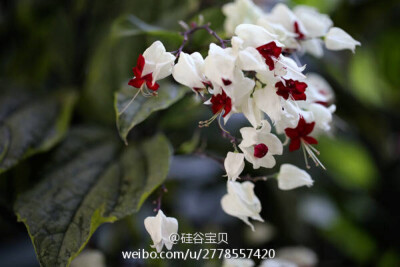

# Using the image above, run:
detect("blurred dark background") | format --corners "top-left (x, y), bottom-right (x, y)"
top-left (0, 0), bottom-right (400, 266)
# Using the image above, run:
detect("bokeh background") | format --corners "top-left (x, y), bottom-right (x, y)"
top-left (0, 0), bottom-right (399, 266)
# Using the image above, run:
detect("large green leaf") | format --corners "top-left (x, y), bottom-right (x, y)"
top-left (115, 83), bottom-right (187, 144)
top-left (0, 90), bottom-right (77, 174)
top-left (14, 127), bottom-right (172, 267)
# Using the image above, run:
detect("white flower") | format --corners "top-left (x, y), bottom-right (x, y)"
top-left (222, 0), bottom-right (263, 35)
top-left (253, 83), bottom-right (282, 122)
top-left (305, 73), bottom-right (334, 104)
top-left (224, 152), bottom-right (245, 181)
top-left (259, 259), bottom-right (297, 267)
top-left (274, 56), bottom-right (306, 81)
top-left (264, 3), bottom-right (301, 35)
top-left (221, 181), bottom-right (264, 230)
top-left (239, 120), bottom-right (283, 169)
top-left (274, 100), bottom-right (304, 134)
top-left (276, 246), bottom-right (318, 267)
top-left (325, 27), bottom-right (361, 52)
top-left (232, 36), bottom-right (267, 72)
top-left (293, 6), bottom-right (332, 38)
top-left (234, 24), bottom-right (279, 48)
top-left (204, 68), bottom-right (254, 124)
top-left (277, 164), bottom-right (314, 190)
top-left (142, 41), bottom-right (176, 83)
top-left (301, 38), bottom-right (324, 58)
top-left (204, 43), bottom-right (237, 88)
top-left (257, 17), bottom-right (298, 48)
top-left (306, 103), bottom-right (333, 133)
top-left (172, 52), bottom-right (207, 92)
top-left (71, 249), bottom-right (106, 267)
top-left (223, 69), bottom-right (255, 109)
top-left (144, 210), bottom-right (178, 252)
top-left (241, 96), bottom-right (263, 128)
top-left (222, 258), bottom-right (255, 267)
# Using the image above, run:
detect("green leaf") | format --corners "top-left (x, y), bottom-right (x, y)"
top-left (318, 136), bottom-right (378, 190)
top-left (0, 90), bottom-right (77, 174)
top-left (115, 83), bottom-right (187, 144)
top-left (14, 127), bottom-right (172, 267)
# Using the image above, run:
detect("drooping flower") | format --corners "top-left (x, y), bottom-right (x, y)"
top-left (128, 41), bottom-right (175, 91)
top-left (239, 120), bottom-right (283, 169)
top-left (224, 152), bottom-right (245, 181)
top-left (144, 210), bottom-right (178, 253)
top-left (275, 79), bottom-right (307, 101)
top-left (203, 43), bottom-right (236, 88)
top-left (325, 27), bottom-right (361, 52)
top-left (285, 116), bottom-right (317, 152)
top-left (128, 54), bottom-right (159, 90)
top-left (221, 181), bottom-right (263, 231)
top-left (277, 164), bottom-right (314, 190)
top-left (172, 52), bottom-right (208, 93)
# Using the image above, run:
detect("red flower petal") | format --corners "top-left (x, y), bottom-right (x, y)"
top-left (289, 138), bottom-right (301, 151)
top-left (303, 136), bottom-right (318, 145)
top-left (256, 41), bottom-right (282, 71)
top-left (128, 77), bottom-right (145, 88)
top-left (303, 121), bottom-right (315, 136)
top-left (136, 54), bottom-right (145, 72)
top-left (210, 90), bottom-right (232, 117)
top-left (276, 79), bottom-right (307, 101)
top-left (294, 21), bottom-right (305, 40)
top-left (146, 81), bottom-right (160, 91)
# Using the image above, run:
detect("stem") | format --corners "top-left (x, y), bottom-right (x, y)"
top-left (153, 184), bottom-right (167, 212)
top-left (239, 173), bottom-right (278, 182)
top-left (173, 22), bottom-right (227, 57)
top-left (194, 150), bottom-right (225, 168)
top-left (221, 130), bottom-right (239, 151)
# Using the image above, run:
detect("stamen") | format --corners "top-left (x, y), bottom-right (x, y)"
top-left (119, 87), bottom-right (142, 115)
top-left (199, 111), bottom-right (221, 127)
top-left (301, 142), bottom-right (311, 169)
top-left (303, 143), bottom-right (326, 170)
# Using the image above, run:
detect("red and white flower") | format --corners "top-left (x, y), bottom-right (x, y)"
top-left (129, 41), bottom-right (175, 91)
top-left (239, 120), bottom-right (283, 169)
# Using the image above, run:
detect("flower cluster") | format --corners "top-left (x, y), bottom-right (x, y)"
top-left (138, 0), bottom-right (360, 250)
